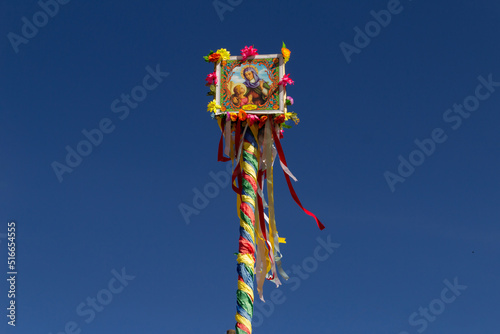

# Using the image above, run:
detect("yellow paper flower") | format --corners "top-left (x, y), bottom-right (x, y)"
top-left (281, 48), bottom-right (291, 63)
top-left (207, 100), bottom-right (221, 113)
top-left (216, 48), bottom-right (231, 61)
top-left (285, 112), bottom-right (300, 125)
top-left (281, 42), bottom-right (291, 63)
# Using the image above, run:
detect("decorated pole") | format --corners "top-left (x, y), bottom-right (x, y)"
top-left (235, 129), bottom-right (258, 334)
top-left (204, 43), bottom-right (325, 334)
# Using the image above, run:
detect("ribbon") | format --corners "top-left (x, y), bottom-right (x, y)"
top-left (263, 119), bottom-right (281, 285)
top-left (232, 120), bottom-right (242, 194)
top-left (217, 118), bottom-right (231, 162)
top-left (224, 114), bottom-right (232, 157)
top-left (271, 120), bottom-right (325, 230)
top-left (255, 169), bottom-right (269, 301)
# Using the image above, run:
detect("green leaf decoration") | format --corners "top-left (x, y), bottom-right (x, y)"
top-left (282, 41), bottom-right (286, 49)
top-left (286, 99), bottom-right (291, 106)
top-left (282, 124), bottom-right (292, 129)
top-left (210, 84), bottom-right (216, 92)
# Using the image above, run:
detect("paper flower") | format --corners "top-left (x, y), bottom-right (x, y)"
top-left (238, 109), bottom-right (247, 121)
top-left (230, 113), bottom-right (238, 121)
top-left (246, 114), bottom-right (260, 126)
top-left (274, 114), bottom-right (286, 124)
top-left (208, 53), bottom-right (221, 63)
top-left (286, 96), bottom-right (294, 105)
top-left (259, 115), bottom-right (268, 128)
top-left (207, 100), bottom-right (221, 113)
top-left (285, 112), bottom-right (300, 125)
top-left (216, 48), bottom-right (231, 61)
top-left (281, 42), bottom-right (291, 63)
top-left (206, 72), bottom-right (217, 85)
top-left (241, 45), bottom-right (258, 61)
top-left (204, 50), bottom-right (220, 63)
top-left (279, 74), bottom-right (294, 86)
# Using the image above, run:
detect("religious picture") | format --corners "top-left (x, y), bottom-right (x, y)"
top-left (216, 54), bottom-right (285, 114)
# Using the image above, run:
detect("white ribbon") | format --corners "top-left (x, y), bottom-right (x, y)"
top-left (274, 124), bottom-right (298, 182)
top-left (224, 116), bottom-right (231, 157)
top-left (235, 124), bottom-right (248, 165)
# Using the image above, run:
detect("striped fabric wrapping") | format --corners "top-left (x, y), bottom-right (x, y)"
top-left (235, 128), bottom-right (259, 334)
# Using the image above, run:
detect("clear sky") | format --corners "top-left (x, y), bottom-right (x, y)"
top-left (1, 0), bottom-right (499, 333)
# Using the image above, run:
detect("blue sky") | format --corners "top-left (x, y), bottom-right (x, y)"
top-left (1, 0), bottom-right (499, 333)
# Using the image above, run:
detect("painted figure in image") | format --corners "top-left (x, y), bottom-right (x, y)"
top-left (241, 65), bottom-right (270, 106)
top-left (231, 84), bottom-right (252, 107)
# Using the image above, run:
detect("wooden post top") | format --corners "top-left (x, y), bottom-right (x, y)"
top-left (226, 330), bottom-right (236, 334)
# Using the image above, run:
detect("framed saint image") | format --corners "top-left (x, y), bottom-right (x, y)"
top-left (215, 54), bottom-right (285, 115)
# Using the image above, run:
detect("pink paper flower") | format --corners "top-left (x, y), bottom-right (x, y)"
top-left (241, 45), bottom-right (258, 61)
top-left (286, 96), bottom-right (294, 105)
top-left (246, 114), bottom-right (260, 126)
top-left (278, 74), bottom-right (294, 86)
top-left (205, 72), bottom-right (217, 85)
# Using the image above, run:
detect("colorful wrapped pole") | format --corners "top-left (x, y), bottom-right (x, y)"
top-left (235, 129), bottom-right (258, 334)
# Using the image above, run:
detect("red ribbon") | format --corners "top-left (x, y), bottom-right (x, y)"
top-left (231, 120), bottom-right (242, 195)
top-left (271, 122), bottom-right (325, 230)
top-left (218, 118), bottom-right (243, 195)
top-left (217, 118), bottom-right (231, 162)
